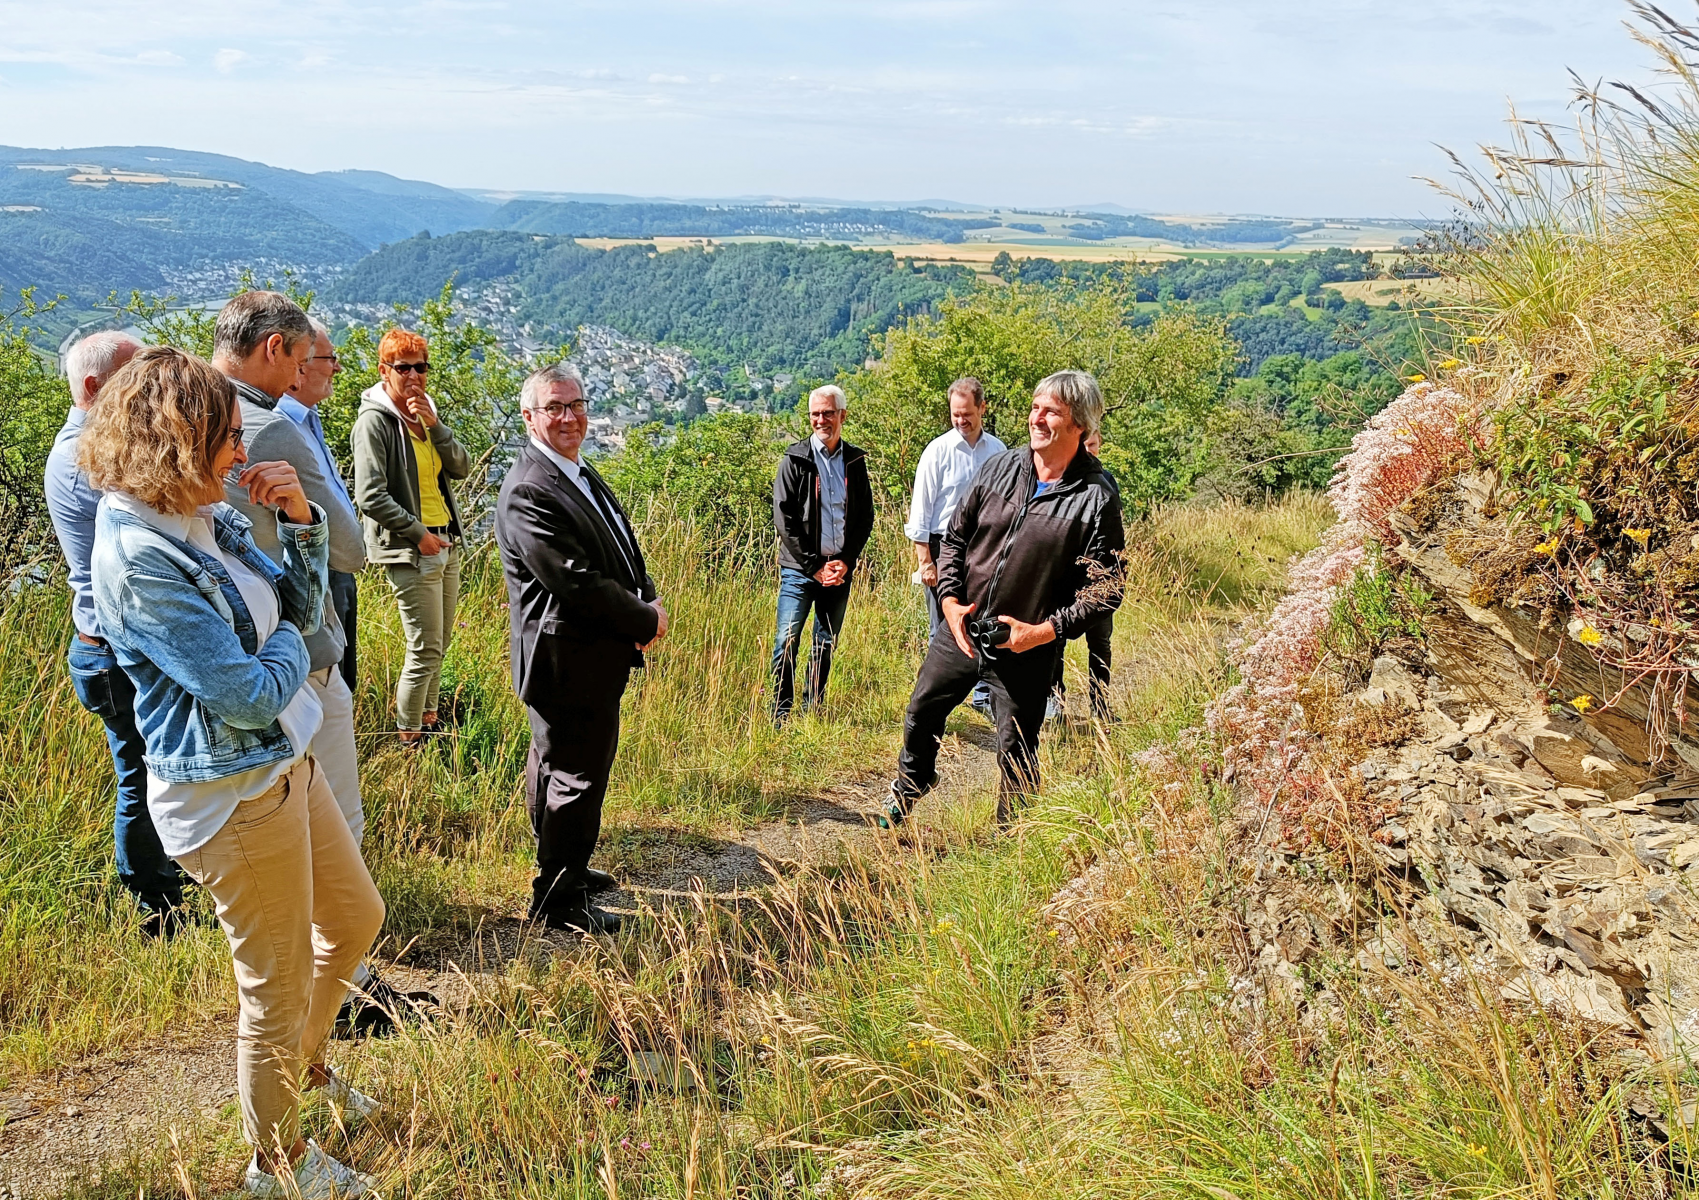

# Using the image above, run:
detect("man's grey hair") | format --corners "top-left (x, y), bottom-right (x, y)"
top-left (308, 316), bottom-right (331, 341)
top-left (519, 361), bottom-right (587, 410)
top-left (65, 330), bottom-right (142, 405)
top-left (213, 290), bottom-right (313, 360)
top-left (809, 383), bottom-right (847, 411)
top-left (1033, 369), bottom-right (1104, 438)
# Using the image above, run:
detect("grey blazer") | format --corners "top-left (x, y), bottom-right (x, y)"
top-left (223, 377), bottom-right (366, 671)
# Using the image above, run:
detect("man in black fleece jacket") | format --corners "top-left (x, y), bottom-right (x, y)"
top-left (883, 370), bottom-right (1124, 826)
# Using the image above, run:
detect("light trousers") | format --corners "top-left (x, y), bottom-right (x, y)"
top-left (385, 543), bottom-right (461, 730)
top-left (307, 667), bottom-right (364, 843)
top-left (177, 757), bottom-right (385, 1154)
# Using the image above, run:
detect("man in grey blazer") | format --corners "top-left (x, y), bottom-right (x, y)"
top-left (212, 291), bottom-right (426, 1033)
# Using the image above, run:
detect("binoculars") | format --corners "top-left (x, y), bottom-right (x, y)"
top-left (969, 616), bottom-right (1011, 655)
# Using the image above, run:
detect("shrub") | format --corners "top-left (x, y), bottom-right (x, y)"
top-left (0, 291), bottom-right (72, 570)
top-left (599, 411), bottom-right (786, 566)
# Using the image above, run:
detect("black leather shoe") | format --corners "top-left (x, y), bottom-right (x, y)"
top-left (584, 867), bottom-right (618, 893)
top-left (334, 972), bottom-right (437, 1038)
top-left (532, 897), bottom-right (623, 936)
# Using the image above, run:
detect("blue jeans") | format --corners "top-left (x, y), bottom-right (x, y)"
top-left (771, 567), bottom-right (852, 721)
top-left (67, 638), bottom-right (185, 913)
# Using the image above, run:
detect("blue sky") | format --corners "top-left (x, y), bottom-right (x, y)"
top-left (0, 1), bottom-right (1660, 216)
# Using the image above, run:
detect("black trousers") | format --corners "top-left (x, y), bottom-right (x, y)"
top-left (1052, 614), bottom-right (1113, 717)
top-left (330, 568), bottom-right (358, 692)
top-left (895, 626), bottom-right (1060, 812)
top-left (525, 699), bottom-right (621, 914)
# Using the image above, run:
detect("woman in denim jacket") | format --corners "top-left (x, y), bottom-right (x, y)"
top-left (83, 347), bottom-right (385, 1197)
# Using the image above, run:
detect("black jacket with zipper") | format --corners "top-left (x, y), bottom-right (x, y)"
top-left (773, 437), bottom-right (875, 579)
top-left (936, 445), bottom-right (1125, 642)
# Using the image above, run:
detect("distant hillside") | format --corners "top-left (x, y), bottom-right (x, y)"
top-left (0, 145), bottom-right (499, 306)
top-left (328, 230), bottom-right (975, 382)
top-left (486, 200), bottom-right (997, 243)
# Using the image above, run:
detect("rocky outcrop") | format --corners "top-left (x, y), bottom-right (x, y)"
top-left (1308, 474), bottom-right (1699, 1045)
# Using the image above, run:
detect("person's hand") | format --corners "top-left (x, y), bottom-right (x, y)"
top-left (417, 531), bottom-right (447, 556)
top-left (998, 615), bottom-right (1057, 654)
top-left (918, 560), bottom-right (938, 588)
top-left (406, 393), bottom-right (438, 429)
top-left (813, 560), bottom-right (847, 587)
top-left (239, 461), bottom-right (311, 526)
top-left (942, 596), bottom-right (977, 659)
top-left (639, 599), bottom-right (669, 651)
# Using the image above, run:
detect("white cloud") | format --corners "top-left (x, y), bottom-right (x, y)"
top-left (212, 47), bottom-right (246, 74)
top-left (648, 73), bottom-right (689, 84)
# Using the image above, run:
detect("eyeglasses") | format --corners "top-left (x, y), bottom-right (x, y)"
top-left (226, 425), bottom-right (245, 449)
top-left (529, 400), bottom-right (587, 419)
top-left (385, 361), bottom-right (429, 374)
top-left (308, 353), bottom-right (341, 366)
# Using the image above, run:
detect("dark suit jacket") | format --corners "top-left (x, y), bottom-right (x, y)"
top-left (496, 443), bottom-right (660, 710)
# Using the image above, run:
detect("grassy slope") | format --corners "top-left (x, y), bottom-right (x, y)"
top-left (8, 493), bottom-right (1665, 1199)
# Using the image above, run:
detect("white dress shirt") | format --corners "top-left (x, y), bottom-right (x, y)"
top-left (528, 437), bottom-right (640, 585)
top-left (904, 426), bottom-right (1008, 542)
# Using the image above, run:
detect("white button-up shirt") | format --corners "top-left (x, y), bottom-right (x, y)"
top-left (904, 426), bottom-right (1007, 542)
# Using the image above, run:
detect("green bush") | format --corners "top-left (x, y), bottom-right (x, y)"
top-left (599, 411), bottom-right (787, 566)
top-left (844, 278), bottom-right (1238, 515)
top-left (0, 291), bottom-right (72, 569)
top-left (1324, 546), bottom-right (1433, 679)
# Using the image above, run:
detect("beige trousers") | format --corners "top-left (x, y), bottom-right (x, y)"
top-left (385, 542), bottom-right (461, 730)
top-left (177, 757), bottom-right (386, 1153)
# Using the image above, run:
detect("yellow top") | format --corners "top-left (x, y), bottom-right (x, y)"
top-left (411, 428), bottom-right (451, 527)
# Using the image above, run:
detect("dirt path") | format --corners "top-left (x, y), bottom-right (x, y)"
top-left (0, 730), bottom-right (999, 1195)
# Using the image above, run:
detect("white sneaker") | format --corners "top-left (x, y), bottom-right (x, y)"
top-left (245, 1139), bottom-right (375, 1198)
top-left (319, 1065), bottom-right (381, 1124)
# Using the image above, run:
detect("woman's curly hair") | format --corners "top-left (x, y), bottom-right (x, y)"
top-left (79, 345), bottom-right (236, 515)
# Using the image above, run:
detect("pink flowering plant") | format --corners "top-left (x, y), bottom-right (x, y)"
top-left (1203, 383), bottom-right (1479, 840)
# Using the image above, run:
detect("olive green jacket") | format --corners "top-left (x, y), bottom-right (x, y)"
top-left (351, 385), bottom-right (472, 566)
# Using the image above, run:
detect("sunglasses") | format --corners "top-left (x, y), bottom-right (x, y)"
top-left (385, 361), bottom-right (429, 375)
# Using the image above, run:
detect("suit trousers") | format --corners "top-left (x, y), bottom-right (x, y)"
top-left (894, 626), bottom-right (1059, 815)
top-left (329, 569), bottom-right (358, 692)
top-left (1051, 614), bottom-right (1113, 719)
top-left (526, 698), bottom-right (621, 913)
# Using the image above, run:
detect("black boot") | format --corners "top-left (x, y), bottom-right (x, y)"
top-left (530, 883), bottom-right (622, 935)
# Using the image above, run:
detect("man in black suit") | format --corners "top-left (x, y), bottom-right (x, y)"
top-left (496, 362), bottom-right (668, 934)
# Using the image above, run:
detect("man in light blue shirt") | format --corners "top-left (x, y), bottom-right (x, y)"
top-left (904, 377), bottom-right (1006, 711)
top-left (277, 318), bottom-right (362, 690)
top-left (45, 330), bottom-right (189, 935)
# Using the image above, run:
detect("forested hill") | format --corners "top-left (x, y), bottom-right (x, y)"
top-left (329, 231), bottom-right (975, 379)
top-left (487, 201), bottom-right (996, 242)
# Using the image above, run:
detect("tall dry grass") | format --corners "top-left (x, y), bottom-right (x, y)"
top-left (18, 491), bottom-right (1678, 1200)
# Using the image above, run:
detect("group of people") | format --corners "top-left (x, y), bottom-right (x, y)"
top-left (767, 372), bottom-right (1124, 826)
top-left (46, 292), bottom-right (474, 1195)
top-left (45, 286), bottom-right (1123, 1194)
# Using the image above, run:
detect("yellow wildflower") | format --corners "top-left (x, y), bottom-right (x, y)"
top-left (1465, 335), bottom-right (1487, 344)
top-left (1467, 1143), bottom-right (1488, 1157)
top-left (1533, 538), bottom-right (1559, 555)
top-left (1439, 358), bottom-right (1462, 370)
top-left (1572, 694), bottom-right (1595, 714)
top-left (1625, 528), bottom-right (1651, 546)
top-left (1404, 374), bottom-right (1427, 384)
top-left (1576, 624), bottom-right (1602, 647)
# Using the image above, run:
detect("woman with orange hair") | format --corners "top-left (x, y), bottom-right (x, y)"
top-left (351, 329), bottom-right (472, 745)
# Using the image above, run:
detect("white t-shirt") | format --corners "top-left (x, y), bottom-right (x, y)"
top-left (106, 493), bottom-right (322, 857)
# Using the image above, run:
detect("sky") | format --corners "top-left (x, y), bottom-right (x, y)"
top-left (0, 1), bottom-right (1667, 217)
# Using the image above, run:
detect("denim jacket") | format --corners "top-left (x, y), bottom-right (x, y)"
top-left (91, 498), bottom-right (329, 784)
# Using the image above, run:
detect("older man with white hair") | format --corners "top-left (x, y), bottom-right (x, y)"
top-left (45, 329), bottom-right (190, 936)
top-left (279, 317), bottom-right (362, 692)
top-left (770, 383), bottom-right (874, 723)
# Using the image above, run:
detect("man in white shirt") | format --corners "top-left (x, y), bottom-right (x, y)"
top-left (904, 377), bottom-right (1006, 711)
